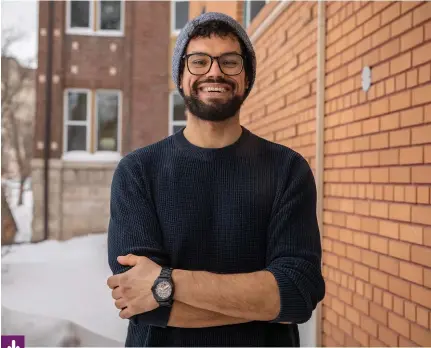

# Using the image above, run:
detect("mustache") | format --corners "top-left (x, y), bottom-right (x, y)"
top-left (192, 77), bottom-right (235, 91)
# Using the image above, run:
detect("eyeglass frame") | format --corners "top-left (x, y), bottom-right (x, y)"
top-left (182, 52), bottom-right (246, 76)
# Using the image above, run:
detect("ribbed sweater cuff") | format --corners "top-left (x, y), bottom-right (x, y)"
top-left (130, 305), bottom-right (172, 328)
top-left (265, 265), bottom-right (308, 324)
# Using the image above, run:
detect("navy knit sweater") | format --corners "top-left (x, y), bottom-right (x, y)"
top-left (108, 127), bottom-right (325, 347)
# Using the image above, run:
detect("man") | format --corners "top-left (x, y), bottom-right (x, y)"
top-left (107, 12), bottom-right (325, 347)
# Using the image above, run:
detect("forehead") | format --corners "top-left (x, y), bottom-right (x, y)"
top-left (185, 35), bottom-right (242, 56)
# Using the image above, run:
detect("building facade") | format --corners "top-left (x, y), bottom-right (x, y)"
top-left (33, 0), bottom-right (171, 241)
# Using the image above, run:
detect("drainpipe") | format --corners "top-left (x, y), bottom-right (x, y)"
top-left (315, 0), bottom-right (326, 346)
top-left (43, 0), bottom-right (55, 240)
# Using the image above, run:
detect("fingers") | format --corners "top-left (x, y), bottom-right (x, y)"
top-left (115, 298), bottom-right (127, 310)
top-left (117, 254), bottom-right (139, 266)
top-left (112, 287), bottom-right (122, 300)
top-left (107, 275), bottom-right (120, 289)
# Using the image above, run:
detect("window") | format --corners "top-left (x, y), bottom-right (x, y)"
top-left (169, 91), bottom-right (186, 135)
top-left (243, 0), bottom-right (267, 27)
top-left (171, 1), bottom-right (189, 34)
top-left (66, 0), bottom-right (124, 36)
top-left (64, 89), bottom-right (121, 154)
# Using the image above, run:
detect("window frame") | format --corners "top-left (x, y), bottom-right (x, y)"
top-left (94, 89), bottom-right (122, 153)
top-left (66, 0), bottom-right (125, 37)
top-left (171, 0), bottom-right (189, 36)
top-left (169, 90), bottom-right (187, 136)
top-left (63, 88), bottom-right (92, 153)
top-left (243, 0), bottom-right (269, 28)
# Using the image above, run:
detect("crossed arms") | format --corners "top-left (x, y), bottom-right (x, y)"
top-left (107, 155), bottom-right (325, 328)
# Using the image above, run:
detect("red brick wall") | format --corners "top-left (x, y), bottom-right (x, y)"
top-left (243, 1), bottom-right (431, 346)
top-left (35, 1), bottom-right (170, 158)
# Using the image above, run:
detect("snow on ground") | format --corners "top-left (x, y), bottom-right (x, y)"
top-left (2, 179), bottom-right (128, 345)
top-left (2, 233), bottom-right (128, 345)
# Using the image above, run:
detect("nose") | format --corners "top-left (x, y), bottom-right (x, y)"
top-left (206, 58), bottom-right (224, 78)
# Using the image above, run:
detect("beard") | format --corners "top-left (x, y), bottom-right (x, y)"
top-left (183, 77), bottom-right (245, 122)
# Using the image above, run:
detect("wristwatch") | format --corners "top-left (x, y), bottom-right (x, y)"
top-left (151, 267), bottom-right (175, 307)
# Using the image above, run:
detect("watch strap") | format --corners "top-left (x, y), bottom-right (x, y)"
top-left (160, 267), bottom-right (173, 279)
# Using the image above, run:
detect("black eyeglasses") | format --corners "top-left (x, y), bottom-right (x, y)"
top-left (183, 52), bottom-right (245, 76)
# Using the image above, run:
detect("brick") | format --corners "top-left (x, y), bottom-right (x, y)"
top-left (393, 296), bottom-right (404, 316)
top-left (378, 325), bottom-right (398, 346)
top-left (365, 283), bottom-right (373, 300)
top-left (346, 245), bottom-right (361, 262)
top-left (347, 122), bottom-right (362, 137)
top-left (391, 12), bottom-right (413, 37)
top-left (405, 301), bottom-right (416, 321)
top-left (370, 168), bottom-right (389, 184)
top-left (383, 291), bottom-right (393, 310)
top-left (369, 235), bottom-right (388, 254)
top-left (400, 146), bottom-right (423, 164)
top-left (405, 186), bottom-right (417, 203)
top-left (412, 166), bottom-right (431, 184)
top-left (400, 106), bottom-right (424, 127)
top-left (418, 64), bottom-right (431, 84)
top-left (370, 133), bottom-right (389, 149)
top-left (425, 268), bottom-right (431, 288)
top-left (374, 287), bottom-right (383, 305)
top-left (325, 306), bottom-right (338, 326)
top-left (412, 205), bottom-right (431, 225)
top-left (362, 249), bottom-right (379, 268)
top-left (370, 337), bottom-right (386, 347)
top-left (426, 21), bottom-right (431, 40)
top-left (389, 129), bottom-right (410, 147)
top-left (390, 52), bottom-right (412, 75)
top-left (353, 293), bottom-right (370, 315)
top-left (389, 203), bottom-right (411, 222)
top-left (411, 284), bottom-right (431, 308)
top-left (338, 315), bottom-right (353, 335)
top-left (395, 73), bottom-right (407, 91)
top-left (407, 69), bottom-right (418, 88)
top-left (372, 62), bottom-right (390, 82)
top-left (413, 42), bottom-right (431, 66)
top-left (426, 104), bottom-right (431, 123)
top-left (413, 1), bottom-right (431, 25)
top-left (370, 302), bottom-right (388, 325)
top-left (384, 184), bottom-right (394, 200)
top-left (390, 90), bottom-right (412, 112)
top-left (380, 112), bottom-right (399, 131)
top-left (331, 325), bottom-right (345, 346)
top-left (411, 322), bottom-right (431, 347)
top-left (417, 306), bottom-right (429, 328)
top-left (412, 124), bottom-right (431, 145)
top-left (394, 185), bottom-right (405, 201)
top-left (413, 84), bottom-right (431, 106)
top-left (381, 2), bottom-right (400, 25)
top-left (370, 269), bottom-right (389, 290)
top-left (389, 312), bottom-right (410, 338)
top-left (345, 305), bottom-right (360, 325)
top-left (370, 98), bottom-right (388, 117)
top-left (361, 217), bottom-right (378, 234)
top-left (354, 326), bottom-right (369, 346)
top-left (339, 287), bottom-right (353, 306)
top-left (379, 220), bottom-right (399, 239)
top-left (379, 148), bottom-right (398, 165)
top-left (389, 167), bottom-right (410, 184)
top-left (426, 227), bottom-right (431, 247)
top-left (386, 76), bottom-right (396, 94)
top-left (401, 1), bottom-right (418, 14)
top-left (354, 263), bottom-right (370, 282)
top-left (362, 151), bottom-right (379, 166)
top-left (372, 25), bottom-right (390, 47)
top-left (401, 26), bottom-right (425, 51)
top-left (400, 261), bottom-right (424, 285)
top-left (418, 186), bottom-right (430, 204)
top-left (411, 245), bottom-right (431, 267)
top-left (400, 224), bottom-right (423, 245)
top-left (339, 257), bottom-right (353, 275)
top-left (332, 297), bottom-right (345, 316)
top-left (426, 145), bottom-right (431, 163)
top-left (380, 255), bottom-right (400, 276)
top-left (389, 240), bottom-right (410, 261)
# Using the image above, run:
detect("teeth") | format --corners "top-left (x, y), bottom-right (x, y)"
top-left (203, 87), bottom-right (227, 92)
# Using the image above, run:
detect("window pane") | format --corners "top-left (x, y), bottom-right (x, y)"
top-left (70, 1), bottom-right (90, 29)
top-left (67, 125), bottom-right (87, 151)
top-left (67, 91), bottom-right (88, 121)
top-left (250, 1), bottom-right (266, 21)
top-left (100, 1), bottom-right (122, 31)
top-left (97, 92), bottom-right (119, 151)
top-left (175, 1), bottom-right (189, 30)
top-left (173, 93), bottom-right (186, 121)
top-left (173, 125), bottom-right (185, 134)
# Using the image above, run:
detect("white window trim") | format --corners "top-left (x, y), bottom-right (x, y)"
top-left (95, 89), bottom-right (122, 153)
top-left (66, 0), bottom-right (125, 37)
top-left (171, 0), bottom-right (188, 36)
top-left (63, 88), bottom-right (92, 154)
top-left (169, 90), bottom-right (187, 136)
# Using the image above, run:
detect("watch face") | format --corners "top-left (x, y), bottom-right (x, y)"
top-left (155, 280), bottom-right (172, 300)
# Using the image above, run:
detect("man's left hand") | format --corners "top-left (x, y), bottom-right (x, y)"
top-left (107, 254), bottom-right (162, 319)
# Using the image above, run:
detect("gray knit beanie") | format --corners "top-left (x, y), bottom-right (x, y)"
top-left (172, 12), bottom-right (256, 100)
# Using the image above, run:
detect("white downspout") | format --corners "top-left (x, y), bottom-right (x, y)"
top-left (315, 0), bottom-right (326, 346)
